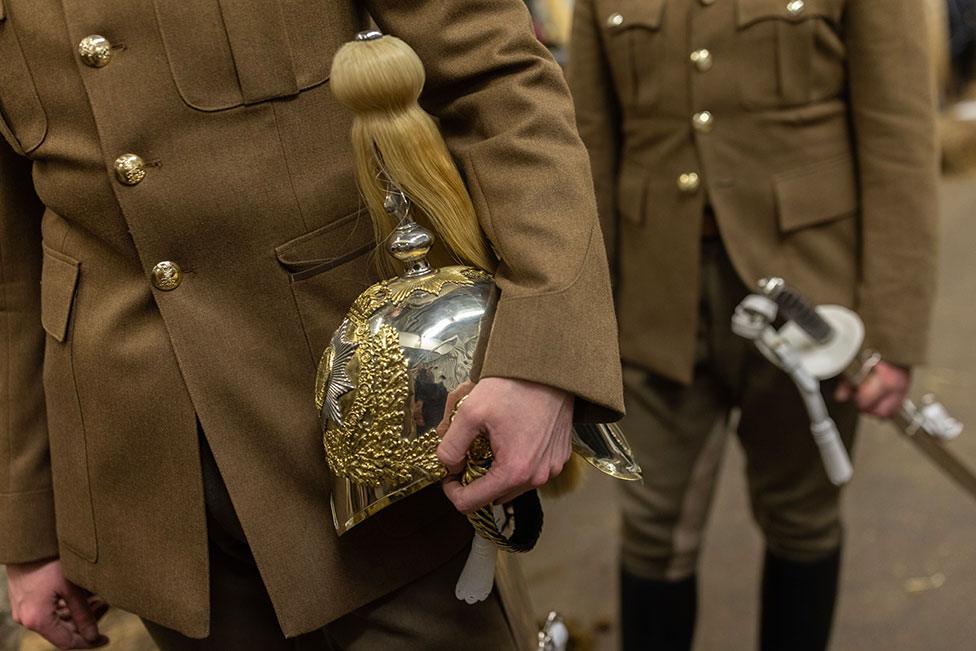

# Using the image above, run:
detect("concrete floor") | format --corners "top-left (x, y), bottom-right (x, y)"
top-left (3, 174), bottom-right (975, 651)
top-left (522, 173), bottom-right (976, 651)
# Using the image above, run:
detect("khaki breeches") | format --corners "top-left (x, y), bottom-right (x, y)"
top-left (619, 240), bottom-right (859, 581)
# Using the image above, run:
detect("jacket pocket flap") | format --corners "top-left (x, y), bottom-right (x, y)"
top-left (41, 246), bottom-right (80, 343)
top-left (600, 0), bottom-right (666, 31)
top-left (736, 0), bottom-right (841, 28)
top-left (152, 0), bottom-right (336, 111)
top-left (616, 163), bottom-right (648, 224)
top-left (217, 0), bottom-right (299, 104)
top-left (275, 209), bottom-right (374, 280)
top-left (774, 155), bottom-right (857, 232)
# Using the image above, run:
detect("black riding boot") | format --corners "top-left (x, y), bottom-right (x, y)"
top-left (760, 548), bottom-right (841, 651)
top-left (619, 569), bottom-right (697, 651)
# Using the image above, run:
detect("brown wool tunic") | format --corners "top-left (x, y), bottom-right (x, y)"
top-left (568, 0), bottom-right (939, 383)
top-left (0, 0), bottom-right (623, 638)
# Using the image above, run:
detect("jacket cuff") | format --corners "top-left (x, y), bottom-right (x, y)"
top-left (862, 331), bottom-right (928, 370)
top-left (859, 295), bottom-right (932, 369)
top-left (0, 488), bottom-right (59, 564)
top-left (479, 231), bottom-right (625, 423)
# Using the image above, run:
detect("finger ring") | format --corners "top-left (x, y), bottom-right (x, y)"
top-left (449, 394), bottom-right (469, 424)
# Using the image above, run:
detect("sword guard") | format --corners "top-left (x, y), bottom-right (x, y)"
top-left (778, 305), bottom-right (864, 380)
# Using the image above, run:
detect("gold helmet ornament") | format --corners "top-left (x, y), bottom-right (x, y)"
top-left (320, 31), bottom-right (641, 555)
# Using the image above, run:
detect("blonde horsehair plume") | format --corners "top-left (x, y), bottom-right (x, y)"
top-left (330, 33), bottom-right (495, 275)
top-left (330, 31), bottom-right (583, 494)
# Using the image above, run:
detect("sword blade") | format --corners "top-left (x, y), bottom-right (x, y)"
top-left (898, 426), bottom-right (976, 501)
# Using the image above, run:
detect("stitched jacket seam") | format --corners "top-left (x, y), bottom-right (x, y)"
top-left (498, 221), bottom-right (597, 301)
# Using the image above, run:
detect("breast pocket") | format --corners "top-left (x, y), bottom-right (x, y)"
top-left (734, 0), bottom-right (845, 110)
top-left (597, 0), bottom-right (667, 108)
top-left (152, 0), bottom-right (355, 111)
top-left (0, 8), bottom-right (48, 154)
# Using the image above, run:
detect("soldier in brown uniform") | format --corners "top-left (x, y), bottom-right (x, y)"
top-left (569, 0), bottom-right (937, 649)
top-left (0, 1), bottom-right (624, 649)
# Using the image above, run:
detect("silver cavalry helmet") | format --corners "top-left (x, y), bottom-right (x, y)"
top-left (316, 191), bottom-right (641, 535)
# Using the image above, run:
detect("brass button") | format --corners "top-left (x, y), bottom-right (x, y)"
top-left (678, 172), bottom-right (701, 193)
top-left (607, 12), bottom-right (624, 28)
top-left (114, 153), bottom-right (146, 186)
top-left (151, 261), bottom-right (183, 291)
top-left (78, 35), bottom-right (112, 68)
top-left (692, 111), bottom-right (714, 133)
top-left (787, 0), bottom-right (806, 15)
top-left (690, 49), bottom-right (713, 72)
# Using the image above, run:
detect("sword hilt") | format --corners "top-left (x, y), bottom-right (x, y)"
top-left (758, 277), bottom-right (834, 345)
top-left (902, 395), bottom-right (964, 441)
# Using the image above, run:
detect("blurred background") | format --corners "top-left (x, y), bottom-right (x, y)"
top-left (3, 1), bottom-right (975, 649)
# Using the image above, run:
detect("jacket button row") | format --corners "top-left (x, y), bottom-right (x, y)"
top-left (80, 33), bottom-right (174, 293)
top-left (83, 38), bottom-right (148, 189)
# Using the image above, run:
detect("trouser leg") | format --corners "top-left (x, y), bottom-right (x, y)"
top-left (617, 365), bottom-right (729, 651)
top-left (737, 358), bottom-right (858, 563)
top-left (323, 545), bottom-right (523, 650)
top-left (735, 290), bottom-right (859, 650)
top-left (738, 383), bottom-right (855, 651)
top-left (617, 241), bottom-right (740, 650)
top-left (617, 363), bottom-right (728, 650)
top-left (618, 364), bottom-right (729, 582)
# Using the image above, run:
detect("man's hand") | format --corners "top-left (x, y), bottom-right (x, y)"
top-left (437, 378), bottom-right (573, 514)
top-left (834, 361), bottom-right (910, 419)
top-left (6, 559), bottom-right (109, 650)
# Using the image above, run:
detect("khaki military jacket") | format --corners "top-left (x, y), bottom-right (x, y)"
top-left (0, 0), bottom-right (624, 638)
top-left (569, 0), bottom-right (939, 383)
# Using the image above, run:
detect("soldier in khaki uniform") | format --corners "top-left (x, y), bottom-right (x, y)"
top-left (569, 0), bottom-right (937, 649)
top-left (0, 1), bottom-right (624, 649)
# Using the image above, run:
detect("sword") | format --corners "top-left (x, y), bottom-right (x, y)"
top-left (757, 278), bottom-right (976, 501)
